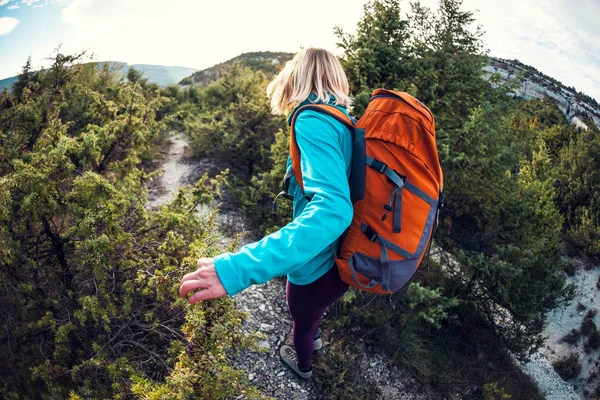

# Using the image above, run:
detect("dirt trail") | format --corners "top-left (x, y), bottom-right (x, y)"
top-left (147, 133), bottom-right (195, 209)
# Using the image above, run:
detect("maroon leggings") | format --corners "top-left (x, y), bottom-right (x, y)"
top-left (286, 266), bottom-right (349, 369)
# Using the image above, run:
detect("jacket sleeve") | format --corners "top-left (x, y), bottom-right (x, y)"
top-left (213, 112), bottom-right (353, 296)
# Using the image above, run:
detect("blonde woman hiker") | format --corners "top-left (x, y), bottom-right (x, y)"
top-left (179, 47), bottom-right (354, 379)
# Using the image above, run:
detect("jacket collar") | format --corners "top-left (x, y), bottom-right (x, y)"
top-left (286, 92), bottom-right (346, 126)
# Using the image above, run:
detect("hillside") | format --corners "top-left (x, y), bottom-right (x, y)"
top-left (179, 51), bottom-right (294, 86)
top-left (122, 63), bottom-right (199, 86)
top-left (0, 62), bottom-right (198, 91)
top-left (485, 57), bottom-right (600, 129)
top-left (0, 76), bottom-right (18, 93)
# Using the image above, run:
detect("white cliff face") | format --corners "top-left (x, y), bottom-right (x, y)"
top-left (484, 58), bottom-right (600, 130)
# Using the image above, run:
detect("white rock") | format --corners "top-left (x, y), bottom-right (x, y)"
top-left (248, 373), bottom-right (255, 381)
top-left (277, 371), bottom-right (285, 377)
top-left (258, 339), bottom-right (271, 350)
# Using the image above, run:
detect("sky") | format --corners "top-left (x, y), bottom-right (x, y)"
top-left (0, 0), bottom-right (599, 102)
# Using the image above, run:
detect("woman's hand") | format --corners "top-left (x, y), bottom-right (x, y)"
top-left (179, 258), bottom-right (227, 304)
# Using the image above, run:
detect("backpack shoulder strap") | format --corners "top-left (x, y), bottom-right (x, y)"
top-left (289, 104), bottom-right (354, 192)
top-left (273, 104), bottom-right (355, 212)
top-left (290, 104), bottom-right (355, 131)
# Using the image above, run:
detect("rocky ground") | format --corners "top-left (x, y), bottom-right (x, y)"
top-left (230, 278), bottom-right (435, 400)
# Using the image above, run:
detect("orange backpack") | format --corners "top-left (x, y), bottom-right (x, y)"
top-left (281, 89), bottom-right (443, 294)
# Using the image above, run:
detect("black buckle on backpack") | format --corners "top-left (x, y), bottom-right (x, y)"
top-left (360, 224), bottom-right (378, 242)
top-left (370, 159), bottom-right (387, 173)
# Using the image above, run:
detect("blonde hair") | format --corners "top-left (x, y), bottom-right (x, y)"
top-left (266, 48), bottom-right (352, 115)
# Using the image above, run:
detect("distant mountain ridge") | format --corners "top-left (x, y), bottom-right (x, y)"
top-left (0, 62), bottom-right (199, 91)
top-left (484, 57), bottom-right (600, 130)
top-left (0, 76), bottom-right (18, 93)
top-left (179, 51), bottom-right (294, 86)
top-left (3, 52), bottom-right (597, 131)
top-left (119, 63), bottom-right (199, 87)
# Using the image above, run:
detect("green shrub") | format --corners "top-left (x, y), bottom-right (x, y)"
top-left (555, 128), bottom-right (600, 260)
top-left (561, 329), bottom-right (581, 346)
top-left (582, 316), bottom-right (598, 337)
top-left (552, 354), bottom-right (582, 380)
top-left (483, 382), bottom-right (512, 400)
top-left (182, 63), bottom-right (289, 235)
top-left (0, 53), bottom-right (260, 399)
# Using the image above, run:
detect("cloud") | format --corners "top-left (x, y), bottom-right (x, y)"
top-left (62, 0), bottom-right (145, 28)
top-left (0, 0), bottom-right (57, 8)
top-left (14, 0), bottom-right (61, 8)
top-left (0, 17), bottom-right (19, 35)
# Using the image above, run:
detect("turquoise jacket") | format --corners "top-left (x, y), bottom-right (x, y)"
top-left (214, 95), bottom-right (353, 296)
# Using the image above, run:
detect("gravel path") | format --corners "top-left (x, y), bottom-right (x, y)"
top-left (147, 133), bottom-right (194, 209)
top-left (230, 278), bottom-right (435, 399)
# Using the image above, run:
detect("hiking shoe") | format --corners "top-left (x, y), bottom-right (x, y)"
top-left (284, 330), bottom-right (323, 354)
top-left (279, 344), bottom-right (313, 379)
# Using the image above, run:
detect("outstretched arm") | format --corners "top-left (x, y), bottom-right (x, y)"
top-left (179, 112), bottom-right (352, 302)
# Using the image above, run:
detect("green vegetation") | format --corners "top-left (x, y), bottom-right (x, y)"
top-left (0, 61), bottom-right (198, 91)
top-left (0, 52), bottom-right (261, 399)
top-left (181, 62), bottom-right (291, 234)
top-left (3, 0), bottom-right (600, 398)
top-left (483, 382), bottom-right (512, 400)
top-left (552, 354), bottom-right (582, 380)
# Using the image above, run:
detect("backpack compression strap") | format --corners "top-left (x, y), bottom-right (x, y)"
top-left (273, 104), bottom-right (354, 211)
